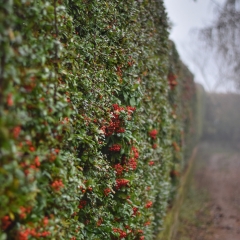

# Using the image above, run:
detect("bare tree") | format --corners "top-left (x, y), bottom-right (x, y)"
top-left (199, 0), bottom-right (240, 89)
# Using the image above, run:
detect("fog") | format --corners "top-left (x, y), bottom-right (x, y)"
top-left (202, 92), bottom-right (240, 143)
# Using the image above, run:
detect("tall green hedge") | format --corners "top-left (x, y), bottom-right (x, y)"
top-left (166, 41), bottom-right (197, 201)
top-left (0, 1), bottom-right (196, 239)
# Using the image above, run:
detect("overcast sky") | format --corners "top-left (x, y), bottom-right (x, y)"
top-left (164, 0), bottom-right (230, 92)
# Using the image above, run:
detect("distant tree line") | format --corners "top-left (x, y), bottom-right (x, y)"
top-left (202, 92), bottom-right (240, 143)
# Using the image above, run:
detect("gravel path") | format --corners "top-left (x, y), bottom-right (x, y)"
top-left (200, 151), bottom-right (240, 240)
top-left (175, 142), bottom-right (240, 240)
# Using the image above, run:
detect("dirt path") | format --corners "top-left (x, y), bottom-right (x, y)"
top-left (175, 141), bottom-right (240, 240)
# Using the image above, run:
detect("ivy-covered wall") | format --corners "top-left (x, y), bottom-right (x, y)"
top-left (0, 1), bottom-right (197, 240)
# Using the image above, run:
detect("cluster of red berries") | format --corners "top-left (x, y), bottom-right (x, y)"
top-left (79, 186), bottom-right (92, 193)
top-left (51, 179), bottom-right (64, 191)
top-left (168, 73), bottom-right (178, 90)
top-left (48, 153), bottom-right (57, 162)
top-left (101, 122), bottom-right (123, 136)
top-left (101, 104), bottom-right (136, 136)
top-left (127, 146), bottom-right (139, 170)
top-left (19, 206), bottom-right (32, 219)
top-left (116, 66), bottom-right (122, 77)
top-left (1, 215), bottom-right (11, 230)
top-left (114, 163), bottom-right (124, 175)
top-left (122, 146), bottom-right (138, 171)
top-left (127, 158), bottom-right (137, 170)
top-left (124, 225), bottom-right (131, 230)
top-left (78, 200), bottom-right (87, 209)
top-left (104, 188), bottom-right (111, 196)
top-left (113, 146), bottom-right (139, 174)
top-left (126, 106), bottom-right (136, 115)
top-left (144, 221), bottom-right (151, 226)
top-left (61, 117), bottom-right (69, 124)
top-left (149, 130), bottom-right (158, 149)
top-left (34, 156), bottom-right (41, 167)
top-left (97, 217), bottom-right (103, 226)
top-left (20, 156), bottom-right (41, 176)
top-left (7, 93), bottom-right (13, 106)
top-left (101, 105), bottom-right (124, 136)
top-left (112, 104), bottom-right (125, 111)
top-left (116, 179), bottom-right (129, 190)
top-left (127, 56), bottom-right (135, 67)
top-left (131, 146), bottom-right (139, 159)
top-left (16, 228), bottom-right (50, 240)
top-left (113, 228), bottom-right (127, 239)
top-left (48, 148), bottom-right (60, 162)
top-left (25, 140), bottom-right (35, 152)
top-left (132, 207), bottom-right (139, 216)
top-left (116, 127), bottom-right (125, 133)
top-left (54, 148), bottom-right (60, 154)
top-left (13, 126), bottom-right (21, 139)
top-left (136, 230), bottom-right (145, 240)
top-left (145, 201), bottom-right (153, 209)
top-left (149, 129), bottom-right (158, 139)
top-left (148, 161), bottom-right (154, 166)
top-left (109, 144), bottom-right (121, 152)
top-left (152, 143), bottom-right (157, 149)
top-left (43, 217), bottom-right (49, 226)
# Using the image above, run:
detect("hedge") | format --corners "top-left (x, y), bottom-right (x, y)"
top-left (0, 1), bottom-right (196, 239)
top-left (166, 41), bottom-right (197, 202)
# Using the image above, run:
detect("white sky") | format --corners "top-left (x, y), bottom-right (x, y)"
top-left (164, 0), bottom-right (230, 92)
top-left (164, 0), bottom-right (214, 42)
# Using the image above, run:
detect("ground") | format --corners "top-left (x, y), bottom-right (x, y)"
top-left (174, 141), bottom-right (240, 240)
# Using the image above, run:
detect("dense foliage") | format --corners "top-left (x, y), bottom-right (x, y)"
top-left (167, 41), bottom-right (197, 200)
top-left (0, 1), bottom-right (197, 239)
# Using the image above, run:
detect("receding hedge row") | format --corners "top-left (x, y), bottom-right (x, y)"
top-left (166, 41), bottom-right (197, 201)
top-left (0, 1), bottom-right (196, 239)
